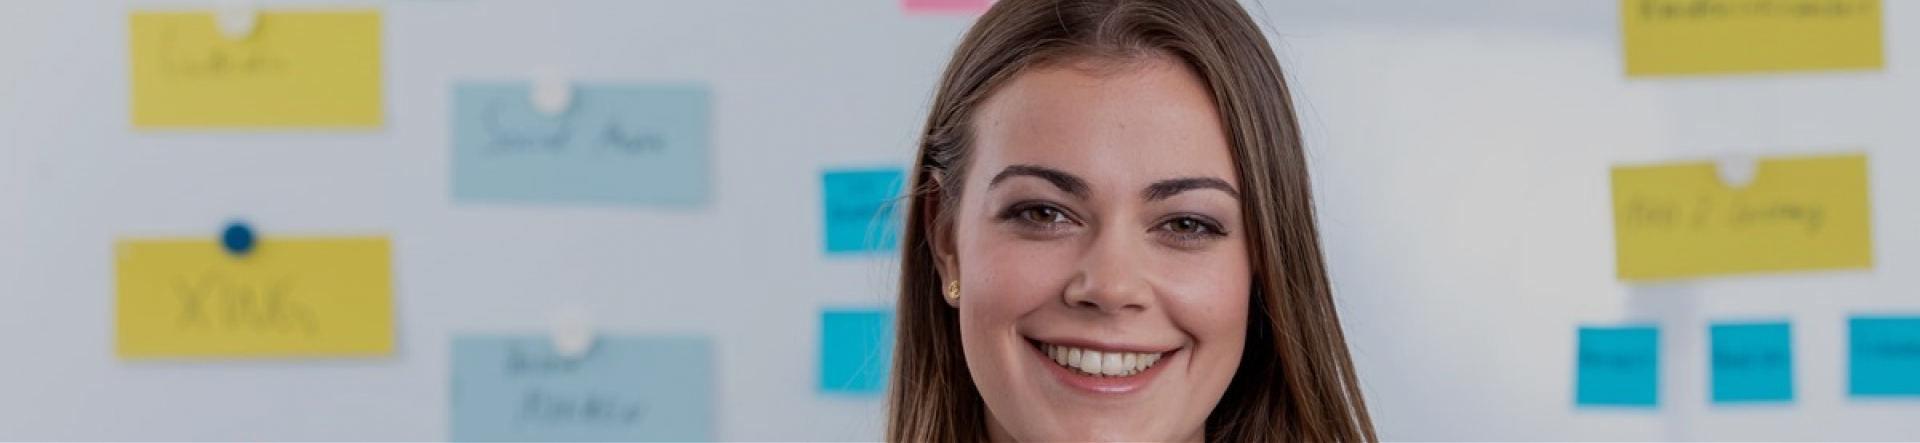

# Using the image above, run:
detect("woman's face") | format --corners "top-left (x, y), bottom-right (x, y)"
top-left (939, 57), bottom-right (1251, 443)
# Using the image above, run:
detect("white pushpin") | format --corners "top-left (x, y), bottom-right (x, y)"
top-left (214, 0), bottom-right (258, 41)
top-left (551, 306), bottom-right (594, 359)
top-left (1715, 152), bottom-right (1759, 190)
top-left (531, 69), bottom-right (573, 117)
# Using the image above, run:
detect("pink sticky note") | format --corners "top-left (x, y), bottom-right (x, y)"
top-left (904, 0), bottom-right (992, 14)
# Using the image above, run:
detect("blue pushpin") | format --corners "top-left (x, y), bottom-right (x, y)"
top-left (222, 221), bottom-right (255, 256)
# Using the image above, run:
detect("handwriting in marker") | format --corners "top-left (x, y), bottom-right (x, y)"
top-left (482, 100), bottom-right (571, 154)
top-left (1865, 341), bottom-right (1920, 357)
top-left (116, 236), bottom-right (392, 358)
top-left (519, 389), bottom-right (647, 426)
top-left (600, 120), bottom-right (668, 154)
top-left (130, 10), bottom-right (383, 128)
top-left (158, 25), bottom-right (289, 79)
top-left (1711, 322), bottom-right (1794, 403)
top-left (1580, 349), bottom-right (1653, 370)
top-left (450, 83), bottom-right (711, 206)
top-left (450, 336), bottom-right (713, 441)
top-left (171, 271), bottom-right (317, 337)
top-left (506, 342), bottom-right (582, 375)
top-left (1575, 325), bottom-right (1659, 407)
top-left (481, 100), bottom-right (668, 157)
top-left (1850, 317), bottom-right (1920, 396)
top-left (1611, 154), bottom-right (1870, 280)
top-left (1637, 0), bottom-right (1876, 21)
top-left (1712, 348), bottom-right (1790, 369)
top-left (822, 169), bottom-right (906, 255)
top-left (1623, 194), bottom-right (1825, 235)
top-left (1622, 0), bottom-right (1882, 76)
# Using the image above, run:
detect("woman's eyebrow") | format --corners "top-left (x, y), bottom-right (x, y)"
top-left (1143, 177), bottom-right (1240, 201)
top-left (987, 164), bottom-right (1090, 200)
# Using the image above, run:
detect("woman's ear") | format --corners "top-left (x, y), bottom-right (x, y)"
top-left (926, 171), bottom-right (960, 306)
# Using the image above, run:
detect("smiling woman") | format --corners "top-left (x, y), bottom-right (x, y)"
top-left (888, 0), bottom-right (1376, 442)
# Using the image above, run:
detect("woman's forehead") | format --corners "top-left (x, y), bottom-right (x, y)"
top-left (968, 59), bottom-right (1239, 190)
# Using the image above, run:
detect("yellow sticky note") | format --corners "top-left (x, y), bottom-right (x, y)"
top-left (115, 236), bottom-right (394, 358)
top-left (1613, 153), bottom-right (1871, 280)
top-left (1622, 0), bottom-right (1882, 76)
top-left (130, 10), bottom-right (382, 128)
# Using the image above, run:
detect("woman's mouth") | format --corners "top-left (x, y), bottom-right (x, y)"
top-left (1032, 340), bottom-right (1169, 377)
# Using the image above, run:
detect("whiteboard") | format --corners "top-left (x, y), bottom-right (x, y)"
top-left (0, 0), bottom-right (1915, 440)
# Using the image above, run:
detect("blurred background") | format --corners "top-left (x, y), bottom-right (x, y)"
top-left (0, 0), bottom-right (1915, 441)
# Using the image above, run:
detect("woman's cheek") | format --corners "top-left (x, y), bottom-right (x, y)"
top-left (973, 228), bottom-right (1071, 279)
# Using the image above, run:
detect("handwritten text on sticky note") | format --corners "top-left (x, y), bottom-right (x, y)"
top-left (1612, 153), bottom-right (1871, 280)
top-left (130, 10), bottom-right (382, 128)
top-left (450, 335), bottom-right (713, 442)
top-left (1577, 325), bottom-right (1660, 407)
top-left (452, 83), bottom-right (711, 206)
top-left (1711, 321), bottom-right (1794, 403)
top-left (823, 168), bottom-right (904, 255)
top-left (1849, 316), bottom-right (1920, 397)
top-left (1622, 0), bottom-right (1882, 76)
top-left (115, 236), bottom-right (393, 358)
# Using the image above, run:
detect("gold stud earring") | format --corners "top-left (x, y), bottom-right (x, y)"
top-left (946, 280), bottom-right (961, 301)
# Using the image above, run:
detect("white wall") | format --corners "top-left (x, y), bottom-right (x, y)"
top-left (0, 0), bottom-right (1913, 441)
top-left (1282, 1), bottom-right (1920, 441)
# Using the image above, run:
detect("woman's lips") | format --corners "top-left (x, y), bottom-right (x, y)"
top-left (1027, 338), bottom-right (1178, 394)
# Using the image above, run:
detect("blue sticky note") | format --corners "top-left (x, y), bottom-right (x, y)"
top-left (823, 168), bottom-right (905, 254)
top-left (450, 335), bottom-right (713, 442)
top-left (1850, 316), bottom-right (1920, 397)
top-left (452, 83), bottom-right (711, 206)
top-left (1710, 321), bottom-right (1794, 403)
top-left (821, 308), bottom-right (894, 394)
top-left (1576, 325), bottom-right (1660, 407)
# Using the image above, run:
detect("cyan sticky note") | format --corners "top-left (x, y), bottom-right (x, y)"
top-left (821, 308), bottom-right (893, 394)
top-left (823, 168), bottom-right (904, 254)
top-left (1849, 316), bottom-right (1920, 397)
top-left (1576, 325), bottom-right (1660, 407)
top-left (452, 83), bottom-right (710, 206)
top-left (1710, 321), bottom-right (1794, 404)
top-left (450, 335), bottom-right (713, 442)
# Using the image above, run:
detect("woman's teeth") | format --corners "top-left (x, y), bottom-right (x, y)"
top-left (1041, 343), bottom-right (1163, 377)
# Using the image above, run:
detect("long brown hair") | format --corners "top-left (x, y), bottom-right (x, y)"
top-left (888, 0), bottom-right (1375, 442)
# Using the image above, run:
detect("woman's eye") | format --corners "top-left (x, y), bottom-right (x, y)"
top-left (1165, 217), bottom-right (1205, 234)
top-left (1157, 215), bottom-right (1225, 240)
top-left (1020, 206), bottom-right (1067, 224)
top-left (998, 203), bottom-right (1076, 231)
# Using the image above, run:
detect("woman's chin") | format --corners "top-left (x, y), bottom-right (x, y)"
top-left (1012, 420), bottom-right (1181, 443)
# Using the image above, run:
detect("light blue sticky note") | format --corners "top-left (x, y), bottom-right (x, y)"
top-left (821, 308), bottom-right (893, 394)
top-left (450, 335), bottom-right (713, 442)
top-left (822, 168), bottom-right (905, 255)
top-left (1710, 321), bottom-right (1794, 404)
top-left (1576, 325), bottom-right (1659, 407)
top-left (1849, 316), bottom-right (1920, 397)
top-left (452, 83), bottom-right (710, 206)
